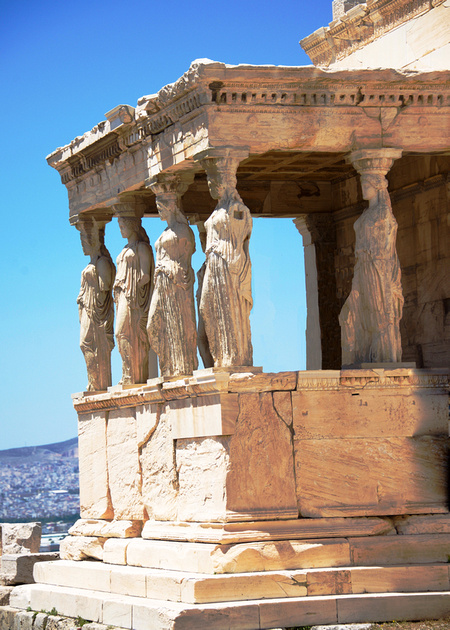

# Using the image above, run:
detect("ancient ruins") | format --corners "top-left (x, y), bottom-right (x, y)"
top-left (4, 0), bottom-right (449, 626)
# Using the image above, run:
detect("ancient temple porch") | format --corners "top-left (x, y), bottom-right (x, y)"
top-left (9, 59), bottom-right (450, 628)
top-left (48, 62), bottom-right (450, 372)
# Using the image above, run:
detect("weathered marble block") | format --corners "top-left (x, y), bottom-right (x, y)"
top-left (138, 403), bottom-right (178, 521)
top-left (292, 386), bottom-right (448, 438)
top-left (295, 437), bottom-right (448, 517)
top-left (0, 553), bottom-right (58, 585)
top-left (176, 392), bottom-right (298, 522)
top-left (169, 393), bottom-right (239, 439)
top-left (293, 370), bottom-right (449, 518)
top-left (1, 523), bottom-right (41, 555)
top-left (78, 412), bottom-right (112, 519)
top-left (107, 408), bottom-right (144, 520)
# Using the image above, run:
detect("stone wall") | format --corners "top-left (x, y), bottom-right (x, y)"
top-left (70, 368), bottom-right (449, 541)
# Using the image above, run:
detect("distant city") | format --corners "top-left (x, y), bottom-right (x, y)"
top-left (0, 438), bottom-right (80, 535)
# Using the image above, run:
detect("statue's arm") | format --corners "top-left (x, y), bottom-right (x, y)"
top-left (97, 257), bottom-right (114, 292)
top-left (178, 227), bottom-right (196, 260)
top-left (137, 242), bottom-right (152, 287)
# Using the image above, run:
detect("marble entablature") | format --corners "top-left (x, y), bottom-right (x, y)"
top-left (47, 62), bottom-right (449, 221)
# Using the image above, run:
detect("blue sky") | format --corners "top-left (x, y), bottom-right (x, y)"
top-left (1, 0), bottom-right (332, 450)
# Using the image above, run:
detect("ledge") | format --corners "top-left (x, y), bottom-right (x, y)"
top-left (72, 368), bottom-right (449, 413)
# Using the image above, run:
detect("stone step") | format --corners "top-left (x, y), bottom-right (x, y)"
top-left (93, 533), bottom-right (450, 573)
top-left (34, 560), bottom-right (450, 604)
top-left (10, 583), bottom-right (450, 630)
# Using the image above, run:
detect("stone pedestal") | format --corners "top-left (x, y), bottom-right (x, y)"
top-left (71, 367), bottom-right (449, 530)
top-left (11, 368), bottom-right (450, 629)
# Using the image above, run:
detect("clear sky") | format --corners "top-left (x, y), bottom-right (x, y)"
top-left (1, 0), bottom-right (332, 451)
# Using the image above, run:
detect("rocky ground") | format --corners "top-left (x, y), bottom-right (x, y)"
top-left (300, 620), bottom-right (450, 630)
top-left (365, 621), bottom-right (450, 629)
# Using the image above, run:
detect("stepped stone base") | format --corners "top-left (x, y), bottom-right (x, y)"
top-left (10, 583), bottom-right (450, 629)
top-left (59, 531), bottom-right (450, 573)
top-left (32, 560), bottom-right (450, 604)
top-left (10, 532), bottom-right (450, 629)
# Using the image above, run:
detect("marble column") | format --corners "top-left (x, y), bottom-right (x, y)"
top-left (192, 217), bottom-right (214, 369)
top-left (147, 173), bottom-right (198, 377)
top-left (195, 148), bottom-right (253, 367)
top-left (339, 148), bottom-right (404, 366)
top-left (112, 201), bottom-right (156, 384)
top-left (76, 214), bottom-right (115, 392)
top-left (294, 213), bottom-right (340, 370)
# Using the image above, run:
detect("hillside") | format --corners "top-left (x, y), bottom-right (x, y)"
top-left (0, 437), bottom-right (78, 464)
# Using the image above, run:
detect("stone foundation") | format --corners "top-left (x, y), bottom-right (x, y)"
top-left (9, 368), bottom-right (450, 629)
top-left (72, 367), bottom-right (448, 529)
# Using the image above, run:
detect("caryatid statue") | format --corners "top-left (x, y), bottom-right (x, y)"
top-left (147, 174), bottom-right (198, 377)
top-left (197, 149), bottom-right (253, 367)
top-left (339, 149), bottom-right (404, 366)
top-left (76, 216), bottom-right (116, 392)
top-left (113, 209), bottom-right (154, 384)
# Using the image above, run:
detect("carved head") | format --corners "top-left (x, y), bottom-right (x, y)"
top-left (203, 157), bottom-right (238, 201)
top-left (118, 216), bottom-right (139, 238)
top-left (77, 220), bottom-right (103, 257)
top-left (155, 194), bottom-right (180, 223)
top-left (117, 216), bottom-right (150, 244)
top-left (360, 173), bottom-right (388, 201)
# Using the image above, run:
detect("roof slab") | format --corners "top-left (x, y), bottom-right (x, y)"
top-left (46, 61), bottom-right (450, 222)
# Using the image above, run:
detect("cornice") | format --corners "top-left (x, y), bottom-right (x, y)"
top-left (300, 0), bottom-right (447, 67)
top-left (46, 62), bottom-right (450, 187)
top-left (73, 368), bottom-right (449, 414)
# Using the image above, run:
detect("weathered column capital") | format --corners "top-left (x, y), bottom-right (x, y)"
top-left (293, 215), bottom-right (312, 244)
top-left (347, 148), bottom-right (403, 179)
top-left (194, 146), bottom-right (250, 163)
top-left (194, 147), bottom-right (249, 198)
top-left (294, 214), bottom-right (335, 246)
top-left (70, 209), bottom-right (113, 228)
top-left (74, 213), bottom-right (111, 233)
top-left (108, 194), bottom-right (150, 219)
top-left (147, 171), bottom-right (195, 201)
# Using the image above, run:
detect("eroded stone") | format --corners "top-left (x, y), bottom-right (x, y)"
top-left (59, 536), bottom-right (106, 561)
top-left (1, 523), bottom-right (41, 555)
top-left (68, 519), bottom-right (142, 539)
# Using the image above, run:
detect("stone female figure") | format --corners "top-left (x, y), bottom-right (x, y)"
top-left (77, 220), bottom-right (115, 392)
top-left (339, 173), bottom-right (404, 365)
top-left (200, 159), bottom-right (253, 367)
top-left (114, 216), bottom-right (154, 384)
top-left (147, 195), bottom-right (198, 377)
